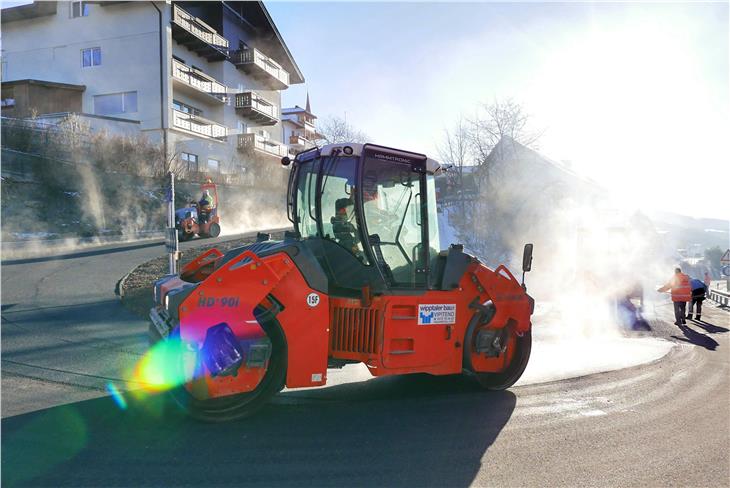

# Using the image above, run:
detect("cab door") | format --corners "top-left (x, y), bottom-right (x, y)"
top-left (360, 146), bottom-right (455, 372)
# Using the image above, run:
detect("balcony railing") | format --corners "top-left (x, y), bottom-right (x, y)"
top-left (235, 92), bottom-right (278, 126)
top-left (238, 133), bottom-right (288, 158)
top-left (231, 48), bottom-right (289, 90)
top-left (171, 5), bottom-right (228, 61)
top-left (172, 59), bottom-right (226, 102)
top-left (289, 133), bottom-right (308, 146)
top-left (173, 109), bottom-right (227, 139)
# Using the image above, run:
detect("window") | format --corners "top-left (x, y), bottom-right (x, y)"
top-left (93, 91), bottom-right (137, 115)
top-left (294, 156), bottom-right (369, 264)
top-left (71, 1), bottom-right (89, 18)
top-left (362, 157), bottom-right (426, 287)
top-left (208, 158), bottom-right (220, 173)
top-left (1, 87), bottom-right (14, 108)
top-left (81, 47), bottom-right (101, 67)
top-left (181, 152), bottom-right (199, 173)
top-left (172, 99), bottom-right (201, 116)
top-left (295, 159), bottom-right (321, 240)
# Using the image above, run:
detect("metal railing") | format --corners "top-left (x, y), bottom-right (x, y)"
top-left (172, 5), bottom-right (229, 51)
top-left (238, 133), bottom-right (288, 158)
top-left (171, 59), bottom-right (226, 100)
top-left (232, 48), bottom-right (289, 87)
top-left (235, 92), bottom-right (277, 119)
top-left (172, 109), bottom-right (228, 139)
top-left (708, 289), bottom-right (729, 307)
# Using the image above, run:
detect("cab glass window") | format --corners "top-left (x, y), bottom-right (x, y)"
top-left (320, 157), bottom-right (368, 264)
top-left (362, 158), bottom-right (426, 287)
top-left (295, 160), bottom-right (319, 238)
top-left (426, 175), bottom-right (441, 259)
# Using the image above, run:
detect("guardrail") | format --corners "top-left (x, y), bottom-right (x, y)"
top-left (708, 287), bottom-right (730, 307)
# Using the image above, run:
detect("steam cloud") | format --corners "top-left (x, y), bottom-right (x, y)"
top-left (444, 140), bottom-right (678, 382)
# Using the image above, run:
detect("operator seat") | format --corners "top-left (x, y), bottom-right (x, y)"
top-left (330, 197), bottom-right (358, 255)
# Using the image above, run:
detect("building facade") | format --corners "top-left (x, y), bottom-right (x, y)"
top-left (282, 94), bottom-right (321, 153)
top-left (1, 0), bottom-right (306, 185)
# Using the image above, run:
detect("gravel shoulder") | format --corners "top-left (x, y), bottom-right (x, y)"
top-left (120, 231), bottom-right (286, 318)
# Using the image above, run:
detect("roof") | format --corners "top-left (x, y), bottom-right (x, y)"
top-left (1, 1), bottom-right (57, 23)
top-left (486, 136), bottom-right (606, 192)
top-left (281, 116), bottom-right (305, 129)
top-left (300, 143), bottom-right (444, 175)
top-left (1, 79), bottom-right (86, 91)
top-left (282, 105), bottom-right (317, 118)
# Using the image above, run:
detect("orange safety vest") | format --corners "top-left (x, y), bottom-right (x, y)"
top-left (671, 273), bottom-right (691, 302)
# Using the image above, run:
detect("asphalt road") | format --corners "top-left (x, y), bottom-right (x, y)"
top-left (2, 237), bottom-right (729, 487)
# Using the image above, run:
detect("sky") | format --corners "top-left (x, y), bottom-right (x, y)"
top-left (1, 1), bottom-right (727, 221)
top-left (268, 1), bottom-right (729, 221)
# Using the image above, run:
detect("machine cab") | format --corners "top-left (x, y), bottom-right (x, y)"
top-left (286, 143), bottom-right (443, 293)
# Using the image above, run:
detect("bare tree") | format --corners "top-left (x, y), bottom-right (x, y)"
top-left (438, 117), bottom-right (470, 188)
top-left (469, 98), bottom-right (543, 166)
top-left (439, 98), bottom-right (544, 264)
top-left (316, 116), bottom-right (369, 145)
top-left (437, 117), bottom-right (471, 212)
top-left (158, 146), bottom-right (187, 179)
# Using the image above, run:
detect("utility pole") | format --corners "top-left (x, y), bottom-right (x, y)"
top-left (166, 171), bottom-right (179, 274)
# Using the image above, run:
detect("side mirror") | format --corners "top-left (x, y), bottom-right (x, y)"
top-left (522, 243), bottom-right (533, 272)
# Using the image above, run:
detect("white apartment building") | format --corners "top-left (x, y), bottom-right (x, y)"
top-left (1, 1), bottom-right (306, 183)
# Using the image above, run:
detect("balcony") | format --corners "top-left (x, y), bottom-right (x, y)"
top-left (231, 48), bottom-right (289, 90)
top-left (288, 133), bottom-right (311, 150)
top-left (172, 109), bottom-right (227, 140)
top-left (235, 92), bottom-right (278, 126)
top-left (172, 59), bottom-right (226, 103)
top-left (238, 133), bottom-right (288, 159)
top-left (171, 5), bottom-right (228, 62)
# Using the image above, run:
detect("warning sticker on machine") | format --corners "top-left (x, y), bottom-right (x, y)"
top-left (418, 304), bottom-right (456, 325)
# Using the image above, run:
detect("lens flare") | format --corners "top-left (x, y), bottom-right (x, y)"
top-left (106, 382), bottom-right (128, 410)
top-left (132, 335), bottom-right (191, 392)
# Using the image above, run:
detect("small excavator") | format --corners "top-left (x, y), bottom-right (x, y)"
top-left (150, 143), bottom-right (535, 421)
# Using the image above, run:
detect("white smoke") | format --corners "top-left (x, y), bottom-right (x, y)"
top-left (447, 141), bottom-right (679, 381)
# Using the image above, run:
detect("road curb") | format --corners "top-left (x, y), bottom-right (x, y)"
top-left (115, 270), bottom-right (132, 299)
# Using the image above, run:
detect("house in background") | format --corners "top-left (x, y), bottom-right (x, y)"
top-left (282, 93), bottom-right (321, 154)
top-left (1, 1), bottom-right (307, 186)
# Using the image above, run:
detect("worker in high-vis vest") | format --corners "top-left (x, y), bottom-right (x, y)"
top-left (657, 267), bottom-right (692, 325)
